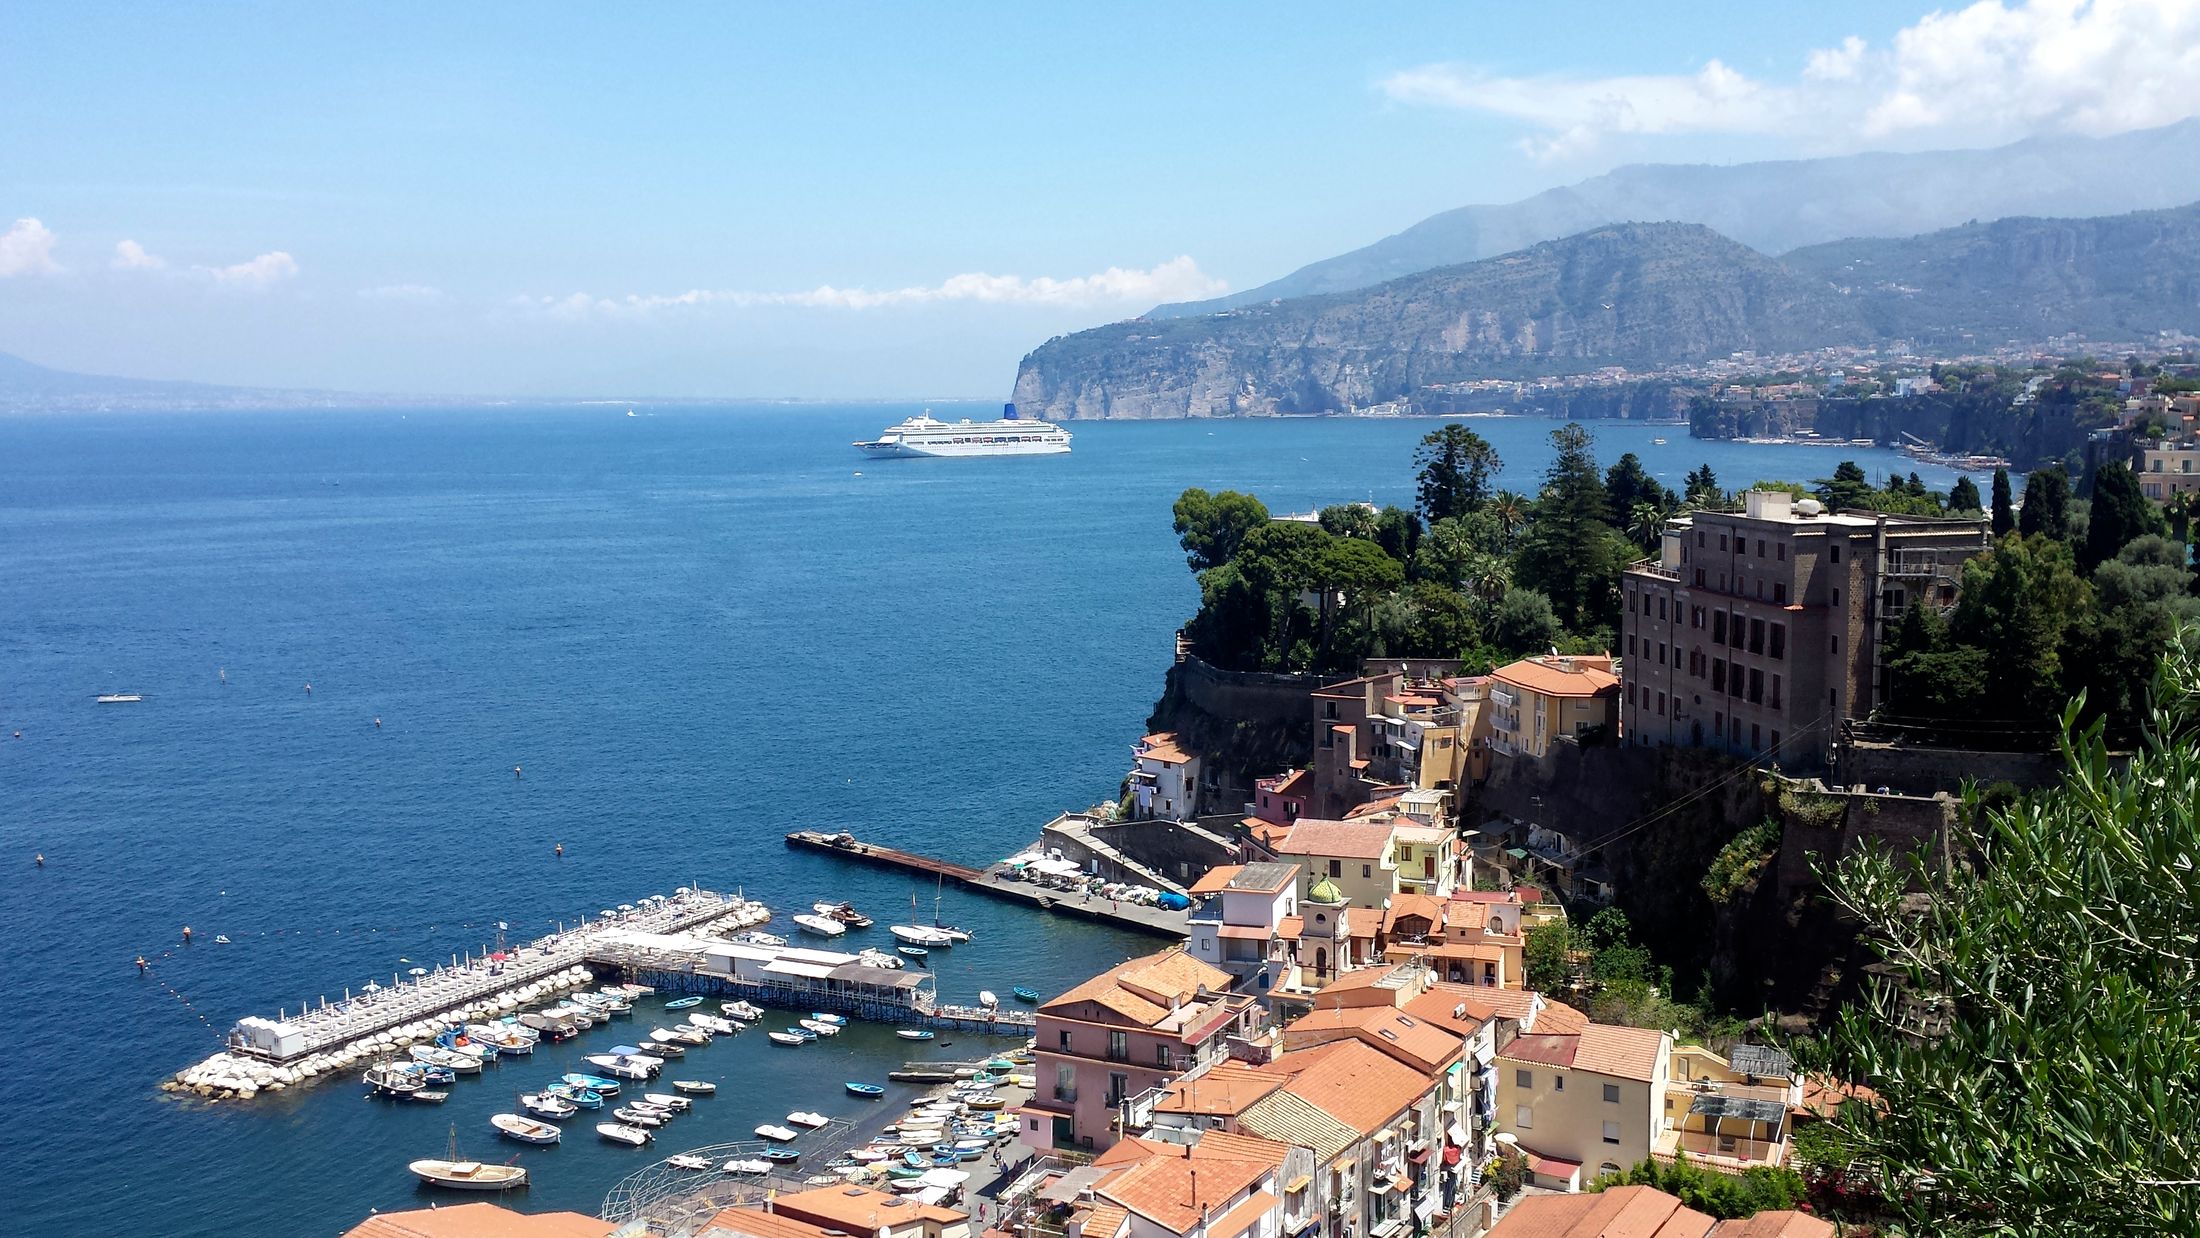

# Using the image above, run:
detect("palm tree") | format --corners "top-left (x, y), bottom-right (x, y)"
top-left (1629, 501), bottom-right (1667, 552)
top-left (1489, 491), bottom-right (1528, 550)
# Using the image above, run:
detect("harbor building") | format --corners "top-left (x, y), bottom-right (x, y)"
top-left (1129, 732), bottom-right (1203, 820)
top-left (1619, 490), bottom-right (1990, 770)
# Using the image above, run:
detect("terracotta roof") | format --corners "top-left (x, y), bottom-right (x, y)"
top-left (1448, 890), bottom-right (1523, 905)
top-left (1491, 656), bottom-right (1619, 699)
top-left (1042, 947), bottom-right (1231, 1029)
top-left (1488, 1186), bottom-right (1716, 1238)
top-left (1215, 924), bottom-right (1269, 940)
top-left (1276, 915), bottom-right (1304, 941)
top-left (1344, 907), bottom-right (1380, 938)
top-left (1345, 794), bottom-right (1402, 820)
top-left (1518, 1148), bottom-right (1585, 1180)
top-left (1245, 818), bottom-right (1294, 849)
top-left (1280, 818), bottom-right (1395, 861)
top-left (1264, 1038), bottom-right (1434, 1136)
top-left (1078, 1204), bottom-right (1131, 1238)
top-left (1399, 985), bottom-right (1498, 1036)
top-left (1306, 962), bottom-right (1408, 1001)
top-left (1139, 732), bottom-right (1193, 765)
top-left (1191, 1130), bottom-right (1294, 1167)
top-left (1094, 1136), bottom-right (1178, 1167)
top-left (1191, 865), bottom-right (1244, 896)
top-left (771, 1184), bottom-right (967, 1231)
top-left (1498, 1032), bottom-right (1580, 1070)
top-left (1714, 1213), bottom-right (1836, 1237)
top-left (1281, 1005), bottom-right (1462, 1072)
top-left (1227, 862), bottom-right (1302, 895)
top-left (342, 1206), bottom-right (614, 1238)
top-left (1534, 999), bottom-right (1590, 1034)
top-left (1576, 1023), bottom-right (1667, 1082)
top-left (1382, 893), bottom-right (1446, 934)
top-left (1260, 768), bottom-right (1313, 797)
top-left (1098, 1149), bottom-right (1271, 1233)
top-left (1206, 1191), bottom-right (1279, 1238)
top-left (701, 1211), bottom-right (838, 1238)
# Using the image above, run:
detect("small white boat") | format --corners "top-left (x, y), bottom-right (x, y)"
top-left (809, 1012), bottom-right (848, 1026)
top-left (597, 1122), bottom-right (652, 1147)
top-left (768, 1031), bottom-right (806, 1047)
top-left (733, 931), bottom-right (786, 948)
top-left (723, 1000), bottom-right (765, 1021)
top-left (889, 924), bottom-right (955, 946)
top-left (794, 913), bottom-right (849, 937)
top-left (490, 1113), bottom-right (562, 1145)
top-left (799, 1018), bottom-right (841, 1037)
top-left (643, 1092), bottom-right (693, 1112)
top-left (689, 1013), bottom-right (736, 1035)
top-left (978, 991), bottom-right (998, 1008)
top-left (857, 948), bottom-right (906, 970)
top-left (668, 1154), bottom-right (712, 1171)
top-left (586, 1054), bottom-right (654, 1080)
top-left (671, 1079), bottom-right (717, 1096)
top-left (409, 1046), bottom-right (481, 1074)
top-left (723, 1158), bottom-right (773, 1175)
top-left (787, 1110), bottom-right (829, 1129)
top-left (756, 1123), bottom-right (800, 1142)
top-left (614, 1106), bottom-right (667, 1128)
top-left (896, 1028), bottom-right (936, 1041)
top-left (518, 1092), bottom-right (577, 1121)
top-left (849, 1149), bottom-right (890, 1163)
top-left (95, 693), bottom-right (144, 704)
top-left (409, 1158), bottom-right (528, 1190)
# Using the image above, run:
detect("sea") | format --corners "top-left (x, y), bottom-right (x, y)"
top-left (0, 405), bottom-right (1957, 1237)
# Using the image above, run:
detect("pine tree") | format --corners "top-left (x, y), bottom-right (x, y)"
top-left (2083, 462), bottom-right (2165, 572)
top-left (1514, 424), bottom-right (1623, 632)
top-left (1948, 475), bottom-right (1983, 513)
top-left (2018, 465), bottom-right (2073, 541)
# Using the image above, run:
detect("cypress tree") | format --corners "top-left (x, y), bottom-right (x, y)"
top-left (2082, 462), bottom-right (2163, 572)
top-left (1947, 475), bottom-right (1982, 513)
top-left (1990, 468), bottom-right (2015, 536)
top-left (2018, 465), bottom-right (2072, 541)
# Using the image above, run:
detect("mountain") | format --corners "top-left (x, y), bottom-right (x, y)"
top-left (1012, 223), bottom-right (1870, 421)
top-left (0, 351), bottom-right (414, 412)
top-left (1011, 205), bottom-right (2200, 421)
top-left (1152, 120), bottom-right (2200, 318)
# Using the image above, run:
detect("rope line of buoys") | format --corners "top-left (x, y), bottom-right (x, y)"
top-left (139, 962), bottom-right (227, 1046)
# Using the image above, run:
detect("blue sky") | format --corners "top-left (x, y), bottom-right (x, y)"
top-left (4, 1), bottom-right (2196, 398)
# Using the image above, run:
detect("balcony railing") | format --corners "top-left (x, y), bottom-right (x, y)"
top-left (1489, 688), bottom-right (1517, 708)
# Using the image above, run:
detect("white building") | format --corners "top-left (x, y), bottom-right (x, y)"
top-left (1130, 732), bottom-right (1202, 820)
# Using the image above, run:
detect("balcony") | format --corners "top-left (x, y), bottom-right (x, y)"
top-left (1489, 688), bottom-right (1517, 708)
top-left (1490, 713), bottom-right (1519, 733)
top-left (1051, 1084), bottom-right (1078, 1103)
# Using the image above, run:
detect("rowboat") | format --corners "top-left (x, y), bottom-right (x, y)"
top-left (755, 1123), bottom-right (800, 1142)
top-left (597, 1122), bottom-right (651, 1146)
top-left (966, 1095), bottom-right (1006, 1111)
top-left (402, 1089), bottom-right (450, 1104)
top-left (672, 1080), bottom-right (717, 1096)
top-left (767, 1031), bottom-right (806, 1046)
top-left (786, 1026), bottom-right (819, 1042)
top-left (614, 1106), bottom-right (667, 1128)
top-left (896, 946), bottom-right (930, 960)
top-left (544, 1084), bottom-right (602, 1109)
top-left (664, 996), bottom-right (704, 1010)
top-left (1012, 987), bottom-right (1040, 1003)
top-left (810, 1012), bottom-right (848, 1026)
top-left (410, 1158), bottom-right (527, 1190)
top-left (490, 1113), bottom-right (562, 1145)
top-left (896, 1028), bottom-right (935, 1041)
top-left (763, 1148), bottom-right (801, 1164)
top-left (799, 1019), bottom-right (841, 1037)
top-left (561, 1072), bottom-right (620, 1096)
top-left (846, 1082), bottom-right (885, 1098)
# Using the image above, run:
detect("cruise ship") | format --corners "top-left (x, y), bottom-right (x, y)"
top-left (853, 404), bottom-right (1071, 459)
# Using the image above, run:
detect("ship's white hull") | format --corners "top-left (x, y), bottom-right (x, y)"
top-left (855, 436), bottom-right (1070, 459)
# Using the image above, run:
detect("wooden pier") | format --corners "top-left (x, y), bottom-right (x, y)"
top-left (784, 830), bottom-right (1189, 938)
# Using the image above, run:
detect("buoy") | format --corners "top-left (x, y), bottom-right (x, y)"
top-left (136, 956), bottom-right (148, 971)
top-left (555, 843), bottom-right (565, 857)
top-left (374, 717), bottom-right (382, 729)
top-left (513, 765), bottom-right (522, 779)
top-left (304, 684), bottom-right (312, 694)
top-left (33, 853), bottom-right (43, 867)
top-left (182, 926), bottom-right (194, 943)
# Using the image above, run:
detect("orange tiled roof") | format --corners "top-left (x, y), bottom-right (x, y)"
top-left (1487, 1185), bottom-right (1719, 1238)
top-left (701, 1211), bottom-right (838, 1238)
top-left (343, 1206), bottom-right (615, 1238)
top-left (1264, 1038), bottom-right (1434, 1136)
top-left (771, 1184), bottom-right (967, 1231)
top-left (1281, 1005), bottom-right (1463, 1072)
top-left (1191, 865), bottom-right (1244, 896)
top-left (1345, 794), bottom-right (1402, 820)
top-left (1276, 915), bottom-right (1304, 941)
top-left (1534, 999), bottom-right (1590, 1034)
top-left (1042, 947), bottom-right (1231, 1029)
top-left (1155, 1065), bottom-right (1286, 1116)
top-left (1714, 1212), bottom-right (1836, 1237)
top-left (1139, 732), bottom-right (1193, 765)
top-left (1099, 1150), bottom-right (1271, 1233)
top-left (1400, 985), bottom-right (1498, 1035)
top-left (1382, 892), bottom-right (1445, 934)
top-left (1206, 1191), bottom-right (1279, 1238)
top-left (1491, 656), bottom-right (1618, 699)
top-left (1279, 819), bottom-right (1395, 861)
top-left (1344, 906), bottom-right (1380, 938)
top-left (1574, 1023), bottom-right (1666, 1081)
top-left (1078, 1204), bottom-right (1131, 1238)
top-left (1191, 1130), bottom-right (1294, 1167)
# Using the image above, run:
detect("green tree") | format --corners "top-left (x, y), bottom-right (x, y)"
top-left (1372, 506), bottom-right (1422, 575)
top-left (1524, 922), bottom-right (1574, 993)
top-left (2082, 461), bottom-right (2166, 572)
top-left (1398, 581), bottom-right (1480, 658)
top-left (1817, 627), bottom-right (2200, 1235)
top-left (1949, 534), bottom-right (2093, 726)
top-left (1814, 461), bottom-right (1874, 510)
top-left (1885, 604), bottom-right (1989, 720)
top-left (1172, 488), bottom-right (1269, 572)
top-left (1317, 503), bottom-right (1378, 541)
top-left (1413, 424), bottom-right (1502, 522)
top-left (1684, 463), bottom-right (1723, 507)
top-left (1604, 452), bottom-right (1674, 542)
top-left (2018, 465), bottom-right (2073, 541)
top-left (1312, 537), bottom-right (1404, 668)
top-left (1514, 424), bottom-right (1624, 632)
top-left (1947, 475), bottom-right (1983, 512)
top-left (1990, 467), bottom-right (2016, 536)
top-left (1490, 587), bottom-right (1562, 656)
top-left (1488, 491), bottom-right (1529, 548)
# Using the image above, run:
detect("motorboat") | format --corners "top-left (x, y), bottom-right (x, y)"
top-left (614, 1106), bottom-right (667, 1128)
top-left (978, 991), bottom-right (998, 1008)
top-left (786, 1025), bottom-right (819, 1042)
top-left (889, 924), bottom-right (955, 946)
top-left (763, 1148), bottom-right (801, 1164)
top-left (723, 1158), bottom-right (773, 1175)
top-left (809, 1012), bottom-right (848, 1026)
top-left (643, 1092), bottom-right (693, 1113)
top-left (491, 1113), bottom-right (562, 1145)
top-left (768, 1031), bottom-right (806, 1047)
top-left (846, 1082), bottom-right (885, 1098)
top-left (672, 1079), bottom-right (717, 1096)
top-left (849, 1149), bottom-right (890, 1163)
top-left (858, 948), bottom-right (906, 970)
top-left (409, 1158), bottom-right (528, 1190)
top-left (409, 1046), bottom-right (481, 1074)
top-left (723, 1000), bottom-right (765, 1021)
top-left (734, 931), bottom-right (787, 947)
top-left (755, 1123), bottom-right (800, 1142)
top-left (1011, 987), bottom-right (1040, 1003)
top-left (787, 1111), bottom-right (829, 1128)
top-left (365, 1064), bottom-right (422, 1096)
top-left (689, 1013), bottom-right (736, 1034)
top-left (617, 982), bottom-right (656, 997)
top-left (665, 996), bottom-right (704, 1010)
top-left (896, 1029), bottom-right (936, 1041)
top-left (418, 1065), bottom-right (457, 1086)
top-left (799, 1019), bottom-right (841, 1037)
top-left (793, 913), bottom-right (848, 937)
top-left (628, 1102), bottom-right (675, 1121)
top-left (544, 1084), bottom-right (603, 1109)
top-left (519, 1092), bottom-right (578, 1120)
top-left (814, 900), bottom-right (875, 928)
top-left (934, 925), bottom-right (972, 943)
top-left (597, 1122), bottom-right (652, 1146)
top-left (639, 1037), bottom-right (686, 1057)
top-left (402, 1089), bottom-right (450, 1104)
top-left (586, 1054), bottom-right (653, 1080)
top-left (668, 1154), bottom-right (712, 1171)
top-left (561, 1072), bottom-right (620, 1096)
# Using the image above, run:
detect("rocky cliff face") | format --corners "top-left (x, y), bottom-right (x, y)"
top-left (1013, 224), bottom-right (1869, 421)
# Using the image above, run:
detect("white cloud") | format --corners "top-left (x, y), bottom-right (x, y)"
top-left (0, 218), bottom-right (62, 276)
top-left (1381, 0), bottom-right (2200, 157)
top-left (359, 283), bottom-right (444, 302)
top-left (199, 250), bottom-right (299, 288)
top-left (514, 255), bottom-right (1226, 319)
top-left (112, 239), bottom-right (167, 270)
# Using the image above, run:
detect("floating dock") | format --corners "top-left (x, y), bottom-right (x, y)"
top-left (784, 830), bottom-right (1189, 938)
top-left (584, 936), bottom-right (1037, 1033)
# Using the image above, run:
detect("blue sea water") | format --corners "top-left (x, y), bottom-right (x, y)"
top-left (0, 406), bottom-right (1956, 1237)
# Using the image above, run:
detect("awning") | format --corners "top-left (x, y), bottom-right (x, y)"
top-left (1284, 1175), bottom-right (1312, 1193)
top-left (1445, 1122), bottom-right (1469, 1145)
top-left (1373, 1130), bottom-right (1397, 1144)
top-left (1407, 1148), bottom-right (1433, 1165)
top-left (1367, 1180), bottom-right (1400, 1196)
top-left (1216, 925), bottom-right (1270, 940)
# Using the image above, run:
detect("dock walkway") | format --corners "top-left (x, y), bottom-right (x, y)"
top-left (784, 830), bottom-right (1188, 938)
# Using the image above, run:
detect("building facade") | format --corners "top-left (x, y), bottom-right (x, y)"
top-left (1131, 733), bottom-right (1202, 821)
top-left (1487, 656), bottom-right (1618, 760)
top-left (1620, 490), bottom-right (1989, 769)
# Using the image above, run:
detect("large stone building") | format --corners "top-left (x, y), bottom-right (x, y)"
top-left (1620, 490), bottom-right (1989, 769)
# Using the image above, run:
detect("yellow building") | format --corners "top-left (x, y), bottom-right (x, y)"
top-left (1495, 1022), bottom-right (1673, 1191)
top-left (1274, 818), bottom-right (1398, 910)
top-left (1488, 656), bottom-right (1619, 760)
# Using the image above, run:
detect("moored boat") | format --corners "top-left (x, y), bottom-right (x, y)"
top-left (643, 1092), bottom-right (693, 1113)
top-left (365, 1063), bottom-right (422, 1096)
top-left (793, 913), bottom-right (848, 937)
top-left (409, 1158), bottom-right (527, 1190)
top-left (561, 1072), bottom-right (620, 1096)
top-left (519, 1092), bottom-right (578, 1120)
top-left (668, 1154), bottom-right (712, 1171)
top-left (787, 1110), bottom-right (829, 1128)
top-left (755, 1123), bottom-right (800, 1142)
top-left (763, 1148), bottom-right (801, 1164)
top-left (846, 1081), bottom-right (885, 1098)
top-left (767, 1031), bottom-right (806, 1046)
top-left (1011, 987), bottom-right (1040, 1003)
top-left (723, 1158), bottom-right (772, 1175)
top-left (490, 1113), bottom-right (562, 1145)
top-left (799, 1018), bottom-right (840, 1037)
top-left (814, 900), bottom-right (875, 928)
top-left (665, 996), bottom-right (704, 1010)
top-left (597, 1122), bottom-right (652, 1146)
top-left (401, 1089), bottom-right (450, 1105)
top-left (613, 1106), bottom-right (667, 1128)
top-left (723, 1000), bottom-right (765, 1021)
top-left (896, 1028), bottom-right (936, 1041)
top-left (671, 1079), bottom-right (717, 1095)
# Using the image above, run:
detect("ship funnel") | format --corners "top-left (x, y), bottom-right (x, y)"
top-left (1003, 402), bottom-right (1019, 420)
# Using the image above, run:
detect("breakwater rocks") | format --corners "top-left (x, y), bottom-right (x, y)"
top-left (161, 964), bottom-right (597, 1102)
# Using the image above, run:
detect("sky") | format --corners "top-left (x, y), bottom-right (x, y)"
top-left (5, 1), bottom-right (2200, 399)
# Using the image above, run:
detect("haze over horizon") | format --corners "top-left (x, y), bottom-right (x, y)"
top-left (7, 0), bottom-right (2200, 399)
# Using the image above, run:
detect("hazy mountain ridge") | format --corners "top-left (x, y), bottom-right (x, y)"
top-left (1152, 120), bottom-right (2200, 318)
top-left (1012, 204), bottom-right (2200, 421)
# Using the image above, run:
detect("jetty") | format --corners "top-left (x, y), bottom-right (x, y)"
top-left (168, 887), bottom-right (770, 1100)
top-left (784, 830), bottom-right (1189, 938)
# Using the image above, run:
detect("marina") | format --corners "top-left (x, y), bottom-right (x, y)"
top-left (784, 830), bottom-right (1190, 937)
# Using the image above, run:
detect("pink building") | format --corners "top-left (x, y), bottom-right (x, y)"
top-left (1020, 948), bottom-right (1261, 1155)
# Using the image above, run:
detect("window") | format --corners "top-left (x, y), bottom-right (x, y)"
top-left (1830, 545), bottom-right (1841, 564)
top-left (1328, 860), bottom-right (1342, 878)
top-left (1107, 1072), bottom-right (1129, 1106)
top-left (1659, 597), bottom-right (1667, 621)
top-left (1830, 634), bottom-right (1840, 655)
top-left (1656, 693), bottom-right (1665, 717)
top-left (1059, 1030), bottom-right (1071, 1050)
top-left (1769, 623), bottom-right (1786, 660)
top-left (1627, 635), bottom-right (1637, 658)
top-left (1659, 642), bottom-right (1667, 665)
top-left (1751, 723), bottom-right (1762, 749)
top-left (1323, 701), bottom-right (1338, 720)
top-left (1712, 611), bottom-right (1726, 644)
top-left (1157, 1044), bottom-right (1173, 1068)
top-left (1731, 717), bottom-right (1742, 742)
top-left (1602, 1121), bottom-right (1622, 1145)
top-left (1515, 1069), bottom-right (1534, 1088)
top-left (1748, 668), bottom-right (1763, 704)
top-left (1772, 729), bottom-right (1782, 752)
top-left (1603, 1084), bottom-right (1621, 1103)
top-left (1720, 534), bottom-right (1729, 551)
top-left (1832, 588), bottom-right (1840, 607)
top-left (1600, 1161), bottom-right (1623, 1178)
top-left (1554, 1075), bottom-right (1565, 1092)
top-left (1514, 1105), bottom-right (1534, 1129)
top-left (1362, 864), bottom-right (1372, 879)
top-left (1770, 674), bottom-right (1782, 708)
top-left (1711, 661), bottom-right (1726, 693)
top-left (1714, 710), bottom-right (1724, 733)
top-left (1107, 1030), bottom-right (1128, 1062)
top-left (1774, 582), bottom-right (1787, 604)
top-left (1698, 531), bottom-right (1705, 547)
top-left (1749, 618), bottom-right (1765, 654)
top-left (1777, 543), bottom-right (1787, 561)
